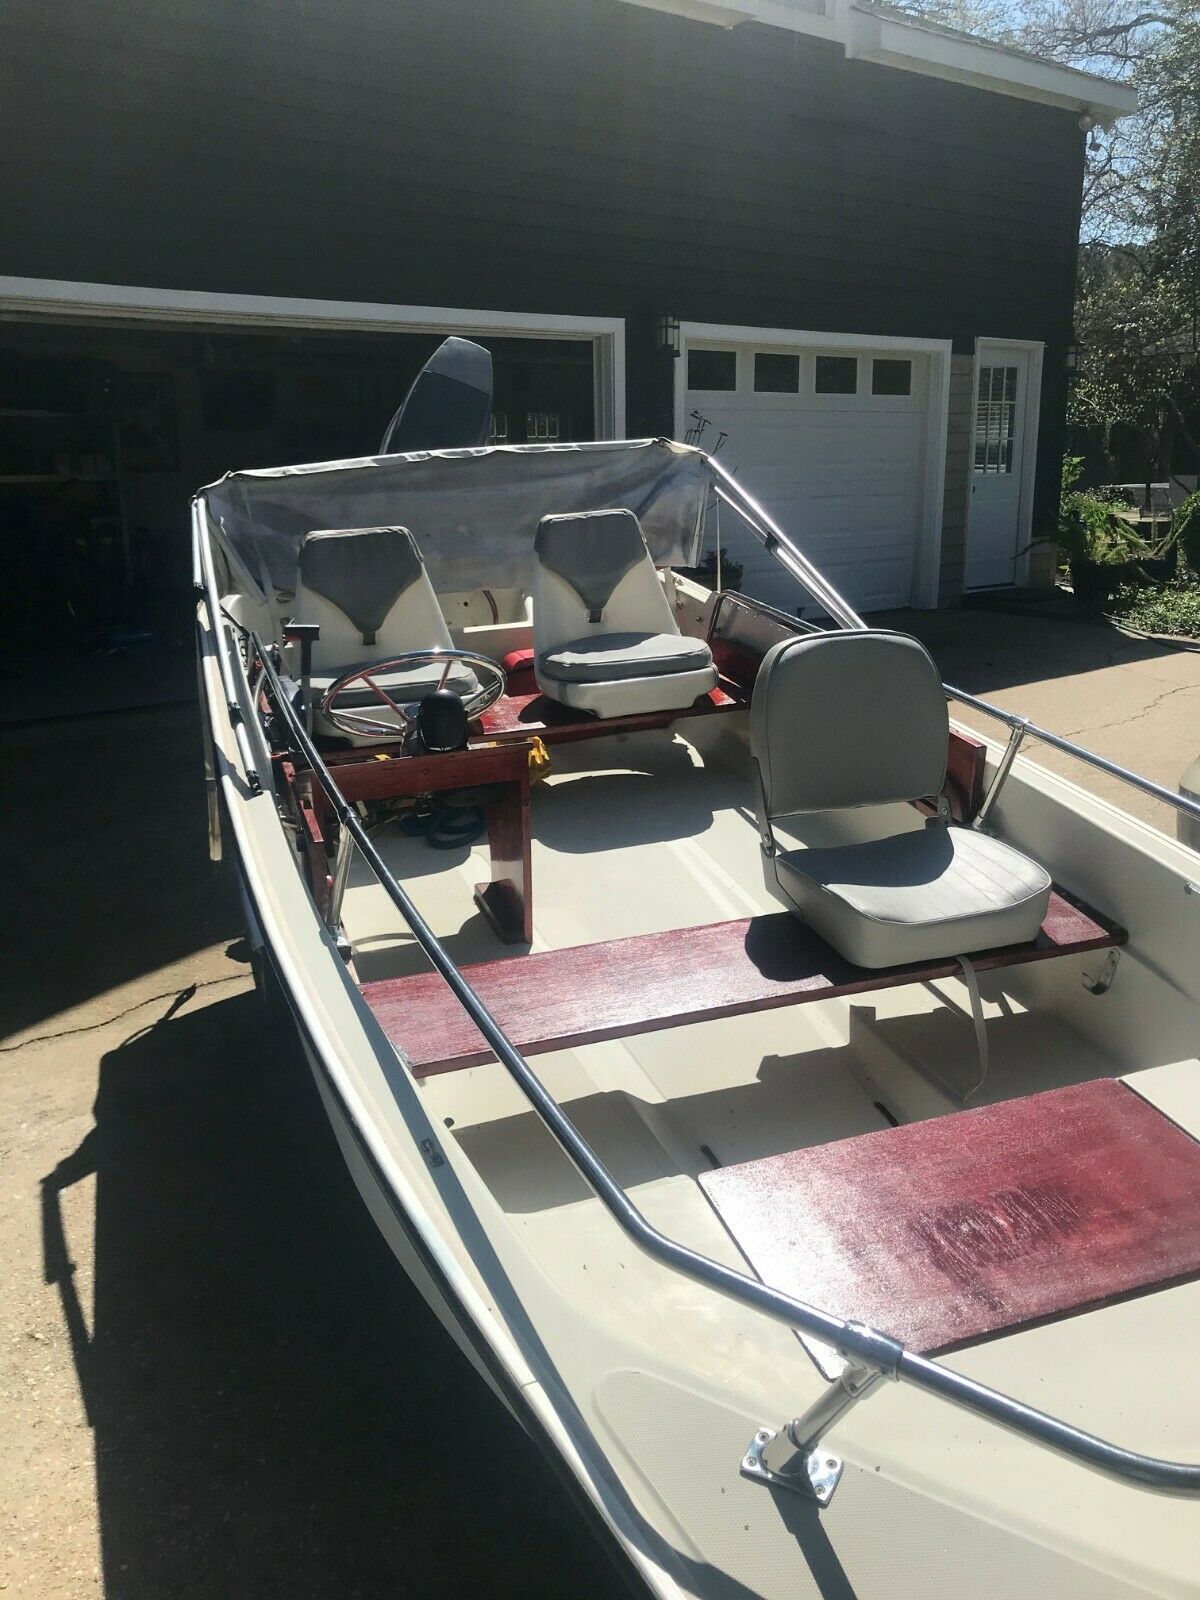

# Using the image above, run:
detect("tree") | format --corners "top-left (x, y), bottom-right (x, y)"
top-left (886, 0), bottom-right (1200, 485)
top-left (1064, 3), bottom-right (1200, 483)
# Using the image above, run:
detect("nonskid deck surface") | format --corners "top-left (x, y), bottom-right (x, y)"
top-left (341, 724), bottom-right (1140, 1313)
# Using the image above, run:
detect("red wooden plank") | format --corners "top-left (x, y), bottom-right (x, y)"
top-left (326, 740), bottom-right (532, 803)
top-left (316, 742), bottom-right (535, 942)
top-left (359, 890), bottom-right (1123, 1078)
top-left (278, 759), bottom-right (331, 918)
top-left (474, 773), bottom-right (533, 944)
top-left (699, 1079), bottom-right (1200, 1355)
top-left (946, 729), bottom-right (987, 823)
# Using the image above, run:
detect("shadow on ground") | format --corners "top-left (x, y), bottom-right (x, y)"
top-left (3, 705), bottom-right (235, 1038)
top-left (42, 987), bottom-right (632, 1599)
top-left (878, 602), bottom-right (1185, 698)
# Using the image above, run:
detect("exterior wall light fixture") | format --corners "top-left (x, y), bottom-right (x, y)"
top-left (654, 315), bottom-right (681, 357)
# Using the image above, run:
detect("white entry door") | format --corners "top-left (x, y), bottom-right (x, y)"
top-left (966, 343), bottom-right (1034, 590)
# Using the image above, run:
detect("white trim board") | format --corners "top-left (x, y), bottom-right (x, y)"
top-left (964, 336), bottom-right (1045, 592)
top-left (617, 0), bottom-right (1136, 124)
top-left (0, 275), bottom-right (627, 439)
top-left (674, 320), bottom-right (952, 609)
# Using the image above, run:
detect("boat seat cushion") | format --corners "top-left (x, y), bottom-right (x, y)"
top-left (539, 631), bottom-right (714, 685)
top-left (535, 509), bottom-right (650, 624)
top-left (752, 630), bottom-right (950, 815)
top-left (531, 507), bottom-right (717, 717)
top-left (299, 525), bottom-right (425, 646)
top-left (772, 824), bottom-right (1052, 969)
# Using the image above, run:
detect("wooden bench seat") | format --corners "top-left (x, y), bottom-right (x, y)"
top-left (358, 889), bottom-right (1124, 1079)
top-left (698, 1077), bottom-right (1200, 1354)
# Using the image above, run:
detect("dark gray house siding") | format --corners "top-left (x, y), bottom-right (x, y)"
top-left (4, 0), bottom-right (1085, 591)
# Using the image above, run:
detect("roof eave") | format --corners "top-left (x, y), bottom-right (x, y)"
top-left (616, 0), bottom-right (1138, 125)
top-left (846, 7), bottom-right (1138, 126)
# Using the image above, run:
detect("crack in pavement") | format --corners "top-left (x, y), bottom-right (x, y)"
top-left (1057, 679), bottom-right (1200, 743)
top-left (0, 972), bottom-right (248, 1056)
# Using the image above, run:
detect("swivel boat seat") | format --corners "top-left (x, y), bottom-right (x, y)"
top-left (750, 630), bottom-right (1051, 969)
top-left (289, 524), bottom-right (478, 741)
top-left (531, 508), bottom-right (717, 718)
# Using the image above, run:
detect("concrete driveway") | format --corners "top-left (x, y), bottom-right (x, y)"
top-left (883, 603), bottom-right (1200, 835)
top-left (0, 707), bottom-right (628, 1600)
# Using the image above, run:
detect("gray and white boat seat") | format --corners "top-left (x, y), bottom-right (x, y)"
top-left (531, 507), bottom-right (718, 718)
top-left (751, 630), bottom-right (1053, 968)
top-left (288, 524), bottom-right (477, 739)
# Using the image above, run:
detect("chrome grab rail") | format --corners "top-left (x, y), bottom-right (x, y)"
top-left (946, 682), bottom-right (1200, 828)
top-left (191, 501), bottom-right (262, 795)
top-left (218, 598), bottom-right (1200, 1498)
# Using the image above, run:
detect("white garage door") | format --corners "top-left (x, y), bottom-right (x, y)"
top-left (685, 341), bottom-right (930, 615)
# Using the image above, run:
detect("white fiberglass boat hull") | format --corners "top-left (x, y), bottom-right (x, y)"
top-left (194, 440), bottom-right (1200, 1599)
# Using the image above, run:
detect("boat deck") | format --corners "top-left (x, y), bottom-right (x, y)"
top-left (333, 724), bottom-right (1200, 1598)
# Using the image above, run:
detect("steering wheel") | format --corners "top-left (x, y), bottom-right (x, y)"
top-left (319, 648), bottom-right (507, 739)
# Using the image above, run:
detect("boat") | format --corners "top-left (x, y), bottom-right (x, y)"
top-left (194, 341), bottom-right (1200, 1597)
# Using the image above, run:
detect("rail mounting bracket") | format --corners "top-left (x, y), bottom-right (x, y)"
top-left (741, 1428), bottom-right (844, 1505)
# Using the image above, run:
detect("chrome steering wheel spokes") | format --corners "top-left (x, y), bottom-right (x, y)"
top-left (319, 647), bottom-right (507, 739)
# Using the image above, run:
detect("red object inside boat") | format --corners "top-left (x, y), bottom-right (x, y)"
top-left (699, 1078), bottom-right (1200, 1354)
top-left (358, 892), bottom-right (1123, 1078)
top-left (501, 647), bottom-right (537, 697)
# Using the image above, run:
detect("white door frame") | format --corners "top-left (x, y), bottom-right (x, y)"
top-left (674, 321), bottom-right (952, 609)
top-left (0, 274), bottom-right (626, 439)
top-left (965, 336), bottom-right (1044, 590)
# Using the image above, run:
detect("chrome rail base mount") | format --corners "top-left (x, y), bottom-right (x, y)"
top-left (740, 1361), bottom-right (883, 1504)
top-left (742, 1429), bottom-right (844, 1505)
top-left (1082, 947), bottom-right (1121, 995)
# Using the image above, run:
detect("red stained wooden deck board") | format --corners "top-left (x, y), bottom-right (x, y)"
top-left (358, 890), bottom-right (1123, 1079)
top-left (699, 1078), bottom-right (1200, 1355)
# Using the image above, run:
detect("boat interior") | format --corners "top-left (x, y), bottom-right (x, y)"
top-left (201, 440), bottom-right (1200, 1597)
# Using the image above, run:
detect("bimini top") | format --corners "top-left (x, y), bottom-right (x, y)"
top-left (199, 437), bottom-right (713, 600)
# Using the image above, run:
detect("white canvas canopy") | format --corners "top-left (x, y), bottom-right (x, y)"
top-left (201, 437), bottom-right (713, 597)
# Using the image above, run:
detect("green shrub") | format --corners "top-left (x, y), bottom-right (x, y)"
top-left (1057, 457), bottom-right (1149, 567)
top-left (1175, 491), bottom-right (1200, 575)
top-left (1107, 572), bottom-right (1200, 637)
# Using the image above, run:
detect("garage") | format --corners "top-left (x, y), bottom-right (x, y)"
top-left (680, 329), bottom-right (949, 616)
top-left (0, 285), bottom-right (621, 717)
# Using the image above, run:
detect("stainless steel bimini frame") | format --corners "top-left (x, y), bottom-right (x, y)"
top-left (195, 463), bottom-right (1200, 1510)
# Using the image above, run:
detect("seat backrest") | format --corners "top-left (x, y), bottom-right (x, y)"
top-left (294, 524), bottom-right (453, 662)
top-left (532, 508), bottom-right (677, 650)
top-left (751, 630), bottom-right (948, 816)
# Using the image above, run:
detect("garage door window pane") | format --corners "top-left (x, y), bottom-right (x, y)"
top-left (754, 353), bottom-right (800, 393)
top-left (815, 356), bottom-right (857, 394)
top-left (872, 358), bottom-right (911, 396)
top-left (688, 349), bottom-right (736, 391)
